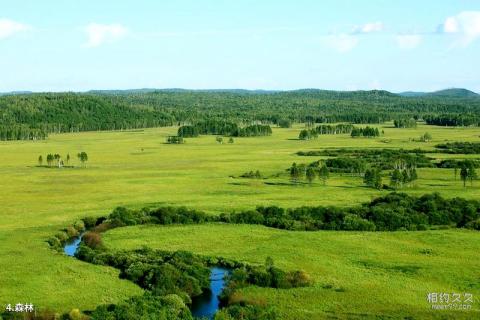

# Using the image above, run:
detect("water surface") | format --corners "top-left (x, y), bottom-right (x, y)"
top-left (191, 267), bottom-right (230, 319)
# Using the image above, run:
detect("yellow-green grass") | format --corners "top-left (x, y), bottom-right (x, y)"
top-left (103, 224), bottom-right (480, 319)
top-left (0, 123), bottom-right (479, 313)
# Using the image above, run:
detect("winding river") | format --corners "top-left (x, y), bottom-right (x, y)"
top-left (191, 267), bottom-right (230, 319)
top-left (63, 235), bottom-right (230, 319)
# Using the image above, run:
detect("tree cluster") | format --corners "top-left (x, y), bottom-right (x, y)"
top-left (219, 192), bottom-right (480, 231)
top-left (425, 114), bottom-right (480, 127)
top-left (350, 126), bottom-right (380, 138)
top-left (363, 169), bottom-right (383, 189)
top-left (297, 148), bottom-right (434, 170)
top-left (435, 142), bottom-right (480, 154)
top-left (289, 162), bottom-right (329, 184)
top-left (167, 136), bottom-right (185, 144)
top-left (394, 118), bottom-right (417, 128)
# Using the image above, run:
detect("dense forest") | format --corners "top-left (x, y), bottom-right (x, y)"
top-left (1, 89), bottom-right (480, 140)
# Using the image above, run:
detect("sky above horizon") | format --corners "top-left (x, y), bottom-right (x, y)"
top-left (1, 0), bottom-right (480, 93)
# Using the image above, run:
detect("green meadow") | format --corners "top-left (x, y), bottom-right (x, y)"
top-left (103, 224), bottom-right (480, 319)
top-left (0, 123), bottom-right (479, 316)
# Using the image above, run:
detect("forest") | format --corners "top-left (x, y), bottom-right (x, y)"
top-left (1, 90), bottom-right (480, 140)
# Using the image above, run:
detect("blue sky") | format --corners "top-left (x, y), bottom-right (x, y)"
top-left (1, 0), bottom-right (480, 92)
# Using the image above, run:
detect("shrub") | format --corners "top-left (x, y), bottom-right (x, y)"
top-left (73, 220), bottom-right (85, 232)
top-left (83, 232), bottom-right (102, 249)
top-left (65, 226), bottom-right (79, 238)
top-left (285, 270), bottom-right (313, 287)
top-left (55, 231), bottom-right (69, 243)
top-left (82, 216), bottom-right (98, 229)
top-left (47, 236), bottom-right (61, 249)
top-left (68, 308), bottom-right (84, 320)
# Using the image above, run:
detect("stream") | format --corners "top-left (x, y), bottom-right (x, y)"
top-left (64, 234), bottom-right (83, 256)
top-left (191, 267), bottom-right (231, 319)
top-left (63, 235), bottom-right (230, 318)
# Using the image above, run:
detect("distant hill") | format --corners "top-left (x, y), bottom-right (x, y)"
top-left (0, 91), bottom-right (33, 96)
top-left (427, 88), bottom-right (478, 98)
top-left (399, 88), bottom-right (479, 98)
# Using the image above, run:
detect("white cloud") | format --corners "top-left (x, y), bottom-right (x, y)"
top-left (352, 22), bottom-right (384, 34)
top-left (0, 18), bottom-right (30, 39)
top-left (441, 11), bottom-right (480, 45)
top-left (396, 34), bottom-right (422, 49)
top-left (323, 34), bottom-right (359, 53)
top-left (84, 23), bottom-right (128, 47)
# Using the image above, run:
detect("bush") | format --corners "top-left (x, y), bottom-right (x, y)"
top-left (73, 220), bottom-right (85, 232)
top-left (466, 218), bottom-right (480, 230)
top-left (55, 231), bottom-right (69, 243)
top-left (68, 308), bottom-right (84, 320)
top-left (47, 236), bottom-right (62, 249)
top-left (65, 226), bottom-right (79, 238)
top-left (82, 216), bottom-right (98, 229)
top-left (83, 232), bottom-right (102, 249)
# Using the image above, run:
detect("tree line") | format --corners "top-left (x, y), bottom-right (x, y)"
top-left (350, 126), bottom-right (380, 137)
top-left (177, 123), bottom-right (272, 138)
top-left (393, 118), bottom-right (417, 128)
top-left (298, 124), bottom-right (355, 140)
top-left (2, 90), bottom-right (480, 140)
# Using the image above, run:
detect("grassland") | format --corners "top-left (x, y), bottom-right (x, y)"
top-left (103, 224), bottom-right (480, 319)
top-left (0, 123), bottom-right (479, 314)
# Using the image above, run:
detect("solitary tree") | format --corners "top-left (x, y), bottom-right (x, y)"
top-left (290, 163), bottom-right (301, 182)
top-left (460, 167), bottom-right (468, 187)
top-left (373, 170), bottom-right (383, 190)
top-left (390, 169), bottom-right (403, 190)
top-left (468, 166), bottom-right (477, 186)
top-left (38, 155), bottom-right (43, 166)
top-left (363, 169), bottom-right (374, 187)
top-left (318, 165), bottom-right (329, 185)
top-left (420, 132), bottom-right (432, 142)
top-left (306, 167), bottom-right (316, 184)
top-left (46, 154), bottom-right (54, 167)
top-left (364, 169), bottom-right (382, 189)
top-left (77, 152), bottom-right (88, 167)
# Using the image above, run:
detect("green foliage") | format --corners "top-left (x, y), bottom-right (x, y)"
top-left (305, 167), bottom-right (316, 184)
top-left (425, 114), bottom-right (480, 126)
top-left (215, 304), bottom-right (278, 320)
top-left (77, 152), bottom-right (88, 166)
top-left (177, 125), bottom-right (199, 137)
top-left (218, 192), bottom-right (480, 231)
top-left (435, 142), bottom-right (480, 154)
top-left (419, 132), bottom-right (432, 142)
top-left (277, 119), bottom-right (291, 128)
top-left (232, 124), bottom-right (272, 137)
top-left (90, 293), bottom-right (193, 320)
top-left (394, 118), bottom-right (417, 128)
top-left (167, 136), bottom-right (185, 144)
top-left (351, 126), bottom-right (380, 138)
top-left (240, 170), bottom-right (262, 179)
top-left (2, 90), bottom-right (480, 140)
top-left (363, 168), bottom-right (382, 189)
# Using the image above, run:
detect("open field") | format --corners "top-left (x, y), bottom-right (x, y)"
top-left (0, 123), bottom-right (479, 314)
top-left (103, 223), bottom-right (480, 319)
